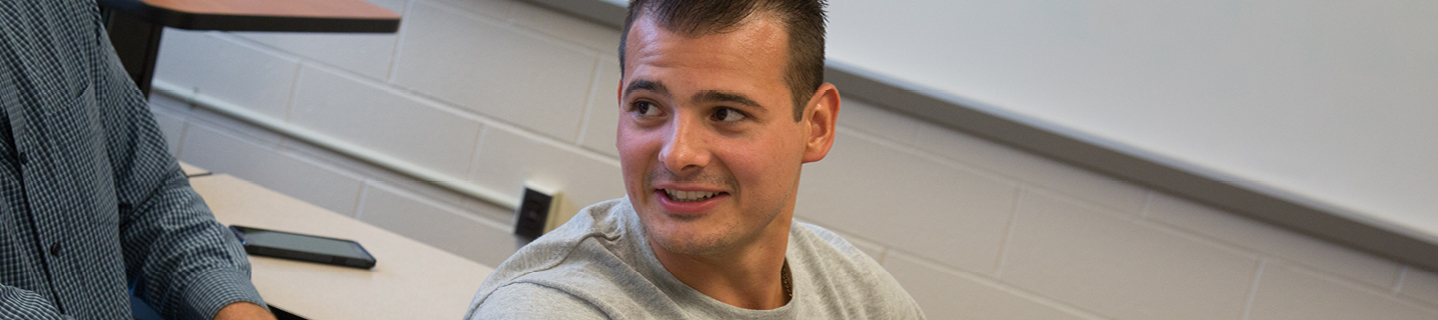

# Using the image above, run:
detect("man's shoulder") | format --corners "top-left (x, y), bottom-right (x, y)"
top-left (480, 198), bottom-right (633, 282)
top-left (470, 282), bottom-right (609, 320)
top-left (467, 198), bottom-right (659, 318)
top-left (790, 222), bottom-right (928, 319)
top-left (792, 222), bottom-right (871, 262)
top-left (790, 221), bottom-right (890, 286)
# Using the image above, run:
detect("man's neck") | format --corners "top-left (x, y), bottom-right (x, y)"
top-left (651, 221), bottom-right (793, 310)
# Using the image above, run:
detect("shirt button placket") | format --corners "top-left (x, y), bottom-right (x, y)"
top-left (48, 242), bottom-right (61, 256)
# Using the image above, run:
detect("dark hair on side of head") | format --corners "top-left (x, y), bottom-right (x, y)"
top-left (619, 0), bottom-right (828, 122)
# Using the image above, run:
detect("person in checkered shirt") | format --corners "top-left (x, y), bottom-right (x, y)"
top-left (0, 1), bottom-right (272, 319)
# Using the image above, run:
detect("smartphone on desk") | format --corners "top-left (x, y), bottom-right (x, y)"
top-left (228, 225), bottom-right (376, 269)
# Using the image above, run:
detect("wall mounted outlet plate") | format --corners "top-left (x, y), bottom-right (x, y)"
top-left (513, 182), bottom-right (561, 241)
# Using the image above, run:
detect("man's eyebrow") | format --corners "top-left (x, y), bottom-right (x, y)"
top-left (691, 90), bottom-right (763, 109)
top-left (624, 79), bottom-right (669, 97)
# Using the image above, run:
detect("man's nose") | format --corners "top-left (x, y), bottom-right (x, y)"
top-left (659, 116), bottom-right (711, 173)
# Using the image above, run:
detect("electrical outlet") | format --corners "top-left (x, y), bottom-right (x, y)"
top-left (513, 182), bottom-right (561, 241)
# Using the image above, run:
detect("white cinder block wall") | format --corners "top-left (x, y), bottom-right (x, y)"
top-left (147, 0), bottom-right (1438, 319)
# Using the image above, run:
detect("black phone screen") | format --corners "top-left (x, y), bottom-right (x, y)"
top-left (242, 228), bottom-right (367, 258)
top-left (229, 225), bottom-right (376, 269)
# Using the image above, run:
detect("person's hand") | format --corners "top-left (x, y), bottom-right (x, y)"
top-left (213, 302), bottom-right (276, 320)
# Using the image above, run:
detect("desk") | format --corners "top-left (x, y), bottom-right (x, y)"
top-left (190, 174), bottom-right (493, 319)
top-left (98, 0), bottom-right (401, 94)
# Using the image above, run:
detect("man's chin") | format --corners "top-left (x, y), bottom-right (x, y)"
top-left (651, 234), bottom-right (733, 256)
top-left (640, 221), bottom-right (732, 255)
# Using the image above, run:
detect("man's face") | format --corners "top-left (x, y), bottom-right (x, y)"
top-left (617, 16), bottom-right (819, 256)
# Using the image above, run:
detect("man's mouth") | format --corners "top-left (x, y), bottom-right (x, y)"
top-left (662, 189), bottom-right (724, 202)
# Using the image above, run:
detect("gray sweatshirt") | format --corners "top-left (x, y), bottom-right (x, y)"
top-left (465, 198), bottom-right (926, 319)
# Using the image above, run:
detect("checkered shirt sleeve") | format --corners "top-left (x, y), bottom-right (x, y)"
top-left (0, 1), bottom-right (267, 319)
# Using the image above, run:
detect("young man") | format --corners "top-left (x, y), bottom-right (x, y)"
top-left (466, 0), bottom-right (924, 318)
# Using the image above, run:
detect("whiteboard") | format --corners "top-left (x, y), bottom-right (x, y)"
top-left (825, 0), bottom-right (1438, 238)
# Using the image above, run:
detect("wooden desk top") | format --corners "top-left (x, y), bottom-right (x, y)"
top-left (99, 0), bottom-right (401, 32)
top-left (191, 174), bottom-right (493, 319)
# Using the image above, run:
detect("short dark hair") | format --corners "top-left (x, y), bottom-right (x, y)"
top-left (619, 0), bottom-right (828, 121)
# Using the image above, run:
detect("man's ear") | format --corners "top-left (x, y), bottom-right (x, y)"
top-left (801, 83), bottom-right (840, 163)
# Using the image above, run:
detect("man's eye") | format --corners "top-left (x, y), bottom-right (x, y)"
top-left (632, 101), bottom-right (661, 116)
top-left (711, 107), bottom-right (747, 122)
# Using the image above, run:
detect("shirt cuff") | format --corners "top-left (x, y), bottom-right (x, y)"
top-left (178, 269), bottom-right (268, 320)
